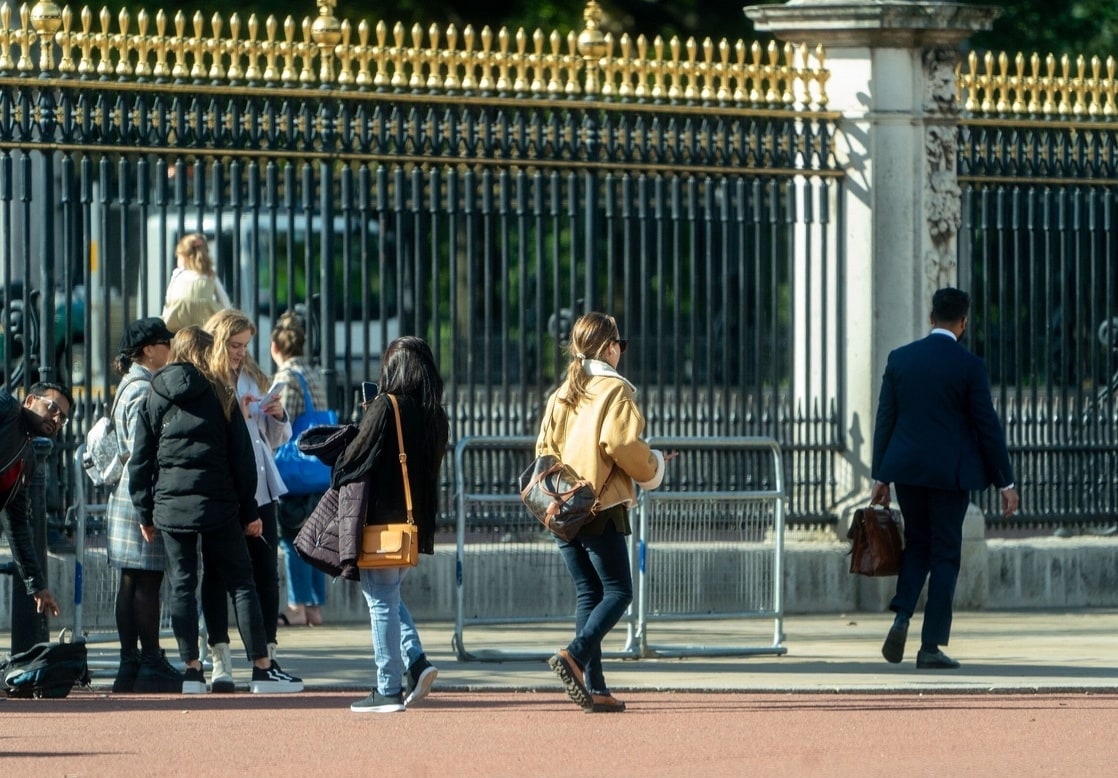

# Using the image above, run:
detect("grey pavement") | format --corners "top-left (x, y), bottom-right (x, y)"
top-left (9, 608), bottom-right (1116, 695)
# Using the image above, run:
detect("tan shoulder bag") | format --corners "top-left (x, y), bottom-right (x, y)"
top-left (356, 394), bottom-right (419, 569)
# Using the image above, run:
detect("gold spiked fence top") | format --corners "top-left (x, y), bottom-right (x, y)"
top-left (958, 49), bottom-right (1118, 117)
top-left (5, 1), bottom-right (828, 110)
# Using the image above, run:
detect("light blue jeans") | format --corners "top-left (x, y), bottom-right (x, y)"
top-left (279, 537), bottom-right (326, 607)
top-left (359, 566), bottom-right (425, 696)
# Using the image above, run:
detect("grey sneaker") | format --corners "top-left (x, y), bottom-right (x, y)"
top-left (351, 691), bottom-right (405, 713)
top-left (404, 656), bottom-right (438, 707)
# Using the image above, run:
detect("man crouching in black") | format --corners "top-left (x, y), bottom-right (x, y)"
top-left (0, 381), bottom-right (72, 617)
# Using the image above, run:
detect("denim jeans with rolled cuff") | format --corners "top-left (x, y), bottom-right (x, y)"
top-left (555, 513), bottom-right (633, 695)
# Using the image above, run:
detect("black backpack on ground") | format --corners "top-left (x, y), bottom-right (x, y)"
top-left (2, 632), bottom-right (90, 699)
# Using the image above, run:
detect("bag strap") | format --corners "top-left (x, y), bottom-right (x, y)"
top-left (540, 394), bottom-right (612, 504)
top-left (385, 393), bottom-right (414, 526)
top-left (107, 373), bottom-right (151, 451)
top-left (290, 368), bottom-right (316, 413)
top-left (109, 373), bottom-right (150, 419)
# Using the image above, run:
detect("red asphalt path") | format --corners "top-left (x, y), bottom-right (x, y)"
top-left (1, 691), bottom-right (1115, 776)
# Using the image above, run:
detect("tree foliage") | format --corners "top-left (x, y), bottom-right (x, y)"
top-left (171, 1), bottom-right (1116, 60)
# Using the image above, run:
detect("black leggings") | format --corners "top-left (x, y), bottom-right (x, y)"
top-left (115, 568), bottom-right (165, 654)
top-left (201, 501), bottom-right (280, 646)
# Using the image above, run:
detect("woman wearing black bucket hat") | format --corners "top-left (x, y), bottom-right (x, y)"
top-left (104, 316), bottom-right (183, 693)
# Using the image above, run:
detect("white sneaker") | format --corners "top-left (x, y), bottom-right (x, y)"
top-left (210, 642), bottom-right (235, 693)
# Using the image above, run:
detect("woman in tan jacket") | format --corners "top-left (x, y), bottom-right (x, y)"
top-left (537, 311), bottom-right (672, 713)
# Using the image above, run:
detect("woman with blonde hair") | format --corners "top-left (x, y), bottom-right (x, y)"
top-left (160, 232), bottom-right (231, 331)
top-left (536, 312), bottom-right (674, 713)
top-left (129, 325), bottom-right (302, 693)
top-left (200, 308), bottom-right (291, 692)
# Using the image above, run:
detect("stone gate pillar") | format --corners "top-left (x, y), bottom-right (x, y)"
top-left (745, 0), bottom-right (999, 511)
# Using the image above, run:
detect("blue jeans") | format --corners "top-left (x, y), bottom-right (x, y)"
top-left (359, 566), bottom-right (425, 696)
top-left (279, 537), bottom-right (326, 607)
top-left (555, 520), bottom-right (633, 695)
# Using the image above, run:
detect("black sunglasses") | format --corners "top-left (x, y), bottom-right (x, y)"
top-left (613, 338), bottom-right (628, 353)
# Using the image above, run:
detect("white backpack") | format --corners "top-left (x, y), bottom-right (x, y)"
top-left (82, 375), bottom-right (149, 487)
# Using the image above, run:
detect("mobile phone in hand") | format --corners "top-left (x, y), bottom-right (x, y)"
top-left (361, 381), bottom-right (378, 405)
top-left (260, 384), bottom-right (283, 406)
top-left (249, 384), bottom-right (283, 415)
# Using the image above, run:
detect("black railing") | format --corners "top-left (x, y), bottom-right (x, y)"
top-left (960, 119), bottom-right (1118, 530)
top-left (0, 6), bottom-right (842, 529)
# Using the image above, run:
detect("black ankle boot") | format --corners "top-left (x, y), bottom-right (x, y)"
top-left (112, 648), bottom-right (142, 693)
top-left (134, 649), bottom-right (185, 694)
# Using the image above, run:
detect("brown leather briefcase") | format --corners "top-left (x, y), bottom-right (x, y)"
top-left (847, 504), bottom-right (904, 577)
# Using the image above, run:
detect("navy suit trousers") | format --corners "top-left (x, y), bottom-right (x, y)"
top-left (889, 484), bottom-right (971, 648)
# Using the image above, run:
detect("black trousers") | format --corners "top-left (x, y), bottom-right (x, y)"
top-left (201, 501), bottom-right (280, 646)
top-left (889, 484), bottom-right (970, 648)
top-left (162, 517), bottom-right (268, 664)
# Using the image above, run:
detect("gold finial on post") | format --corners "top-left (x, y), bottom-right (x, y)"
top-left (311, 0), bottom-right (342, 83)
top-left (577, 1), bottom-right (607, 95)
top-left (29, 1), bottom-right (62, 72)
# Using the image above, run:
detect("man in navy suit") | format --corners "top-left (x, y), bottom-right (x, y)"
top-left (871, 288), bottom-right (1019, 669)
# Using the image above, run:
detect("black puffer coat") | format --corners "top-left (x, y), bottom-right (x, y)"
top-left (128, 362), bottom-right (257, 532)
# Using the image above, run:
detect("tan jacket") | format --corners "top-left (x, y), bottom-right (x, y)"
top-left (536, 364), bottom-right (664, 512)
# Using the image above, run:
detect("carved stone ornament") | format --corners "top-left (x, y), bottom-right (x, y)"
top-left (924, 122), bottom-right (962, 288)
top-left (923, 47), bottom-right (959, 116)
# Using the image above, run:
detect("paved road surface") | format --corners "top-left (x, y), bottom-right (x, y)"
top-left (3, 610), bottom-right (1117, 775)
top-left (3, 691), bottom-right (1115, 776)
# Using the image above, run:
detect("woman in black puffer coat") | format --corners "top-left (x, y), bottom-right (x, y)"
top-left (129, 325), bottom-right (303, 695)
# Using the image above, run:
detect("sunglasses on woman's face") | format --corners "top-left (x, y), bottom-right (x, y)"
top-left (612, 338), bottom-right (628, 353)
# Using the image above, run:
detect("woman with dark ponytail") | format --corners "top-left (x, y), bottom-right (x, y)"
top-left (104, 316), bottom-right (182, 693)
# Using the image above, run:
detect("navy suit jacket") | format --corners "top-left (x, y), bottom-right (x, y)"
top-left (872, 332), bottom-right (1014, 491)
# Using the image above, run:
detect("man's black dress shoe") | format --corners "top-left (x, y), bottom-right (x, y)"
top-left (916, 648), bottom-right (960, 669)
top-left (881, 616), bottom-right (909, 664)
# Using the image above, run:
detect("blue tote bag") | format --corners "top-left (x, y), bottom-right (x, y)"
top-left (274, 370), bottom-right (338, 495)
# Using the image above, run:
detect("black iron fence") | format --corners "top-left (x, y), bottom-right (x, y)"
top-left (959, 51), bottom-right (1118, 530)
top-left (0, 3), bottom-right (843, 532)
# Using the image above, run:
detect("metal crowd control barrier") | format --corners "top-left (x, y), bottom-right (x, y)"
top-left (452, 434), bottom-right (786, 661)
top-left (452, 435), bottom-right (640, 661)
top-left (632, 436), bottom-right (787, 657)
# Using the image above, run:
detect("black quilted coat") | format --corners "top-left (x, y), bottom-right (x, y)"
top-left (293, 424), bottom-right (361, 580)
